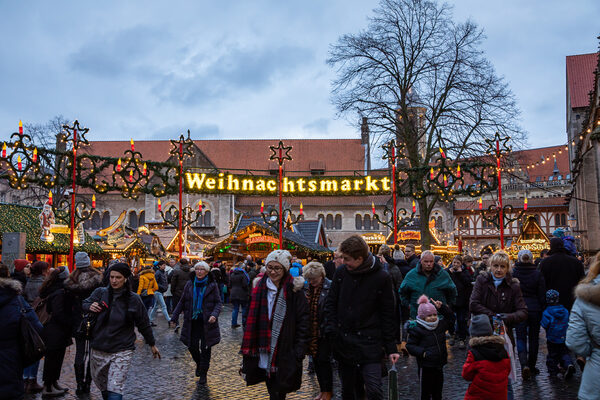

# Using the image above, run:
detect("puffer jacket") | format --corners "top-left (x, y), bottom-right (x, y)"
top-left (541, 305), bottom-right (569, 343)
top-left (462, 335), bottom-right (511, 400)
top-left (137, 269), bottom-right (158, 296)
top-left (512, 261), bottom-right (545, 313)
top-left (400, 263), bottom-right (457, 319)
top-left (566, 275), bottom-right (600, 400)
top-left (0, 278), bottom-right (43, 400)
top-left (405, 303), bottom-right (455, 368)
top-left (469, 271), bottom-right (527, 340)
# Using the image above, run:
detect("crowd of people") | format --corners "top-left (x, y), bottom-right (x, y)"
top-left (0, 233), bottom-right (599, 400)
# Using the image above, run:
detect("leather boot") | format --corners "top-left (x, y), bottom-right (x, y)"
top-left (75, 363), bottom-right (85, 395)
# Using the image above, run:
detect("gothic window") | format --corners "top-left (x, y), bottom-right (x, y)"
top-left (355, 214), bottom-right (362, 230)
top-left (363, 214), bottom-right (371, 230)
top-left (128, 210), bottom-right (138, 229)
top-left (372, 217), bottom-right (379, 230)
top-left (326, 214), bottom-right (334, 230)
top-left (138, 210), bottom-right (145, 227)
top-left (334, 214), bottom-right (342, 230)
top-left (204, 210), bottom-right (212, 226)
top-left (435, 216), bottom-right (443, 231)
top-left (91, 211), bottom-right (101, 230)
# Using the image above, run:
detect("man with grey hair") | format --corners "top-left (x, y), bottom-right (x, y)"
top-left (400, 250), bottom-right (457, 319)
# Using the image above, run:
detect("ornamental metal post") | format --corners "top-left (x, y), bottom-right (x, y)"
top-left (178, 141), bottom-right (183, 258)
top-left (391, 145), bottom-right (397, 244)
top-left (269, 141), bottom-right (292, 249)
top-left (69, 127), bottom-right (77, 270)
top-left (496, 139), bottom-right (504, 249)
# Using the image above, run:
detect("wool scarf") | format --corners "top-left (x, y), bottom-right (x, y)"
top-left (416, 316), bottom-right (439, 331)
top-left (192, 276), bottom-right (209, 320)
top-left (307, 283), bottom-right (323, 356)
top-left (241, 274), bottom-right (293, 373)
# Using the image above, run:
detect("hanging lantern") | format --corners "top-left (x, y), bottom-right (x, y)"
top-left (260, 201), bottom-right (264, 213)
top-left (372, 202), bottom-right (376, 214)
top-left (116, 158), bottom-right (122, 172)
top-left (157, 199), bottom-right (162, 212)
top-left (17, 155), bottom-right (22, 171)
top-left (19, 120), bottom-right (23, 135)
top-left (92, 194), bottom-right (96, 209)
top-left (430, 167), bottom-right (434, 180)
top-left (2, 143), bottom-right (6, 158)
top-left (299, 203), bottom-right (303, 215)
top-left (456, 165), bottom-right (461, 178)
top-left (524, 197), bottom-right (528, 211)
top-left (198, 199), bottom-right (203, 212)
top-left (130, 139), bottom-right (135, 152)
top-left (143, 162), bottom-right (147, 176)
top-left (478, 197), bottom-right (483, 210)
top-left (48, 191), bottom-right (53, 206)
top-left (32, 147), bottom-right (38, 163)
top-left (128, 170), bottom-right (133, 183)
top-left (412, 200), bottom-right (416, 213)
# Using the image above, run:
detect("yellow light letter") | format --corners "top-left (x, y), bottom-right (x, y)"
top-left (365, 176), bottom-right (379, 191)
top-left (185, 173), bottom-right (206, 190)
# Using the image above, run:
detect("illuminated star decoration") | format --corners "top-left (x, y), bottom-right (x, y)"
top-left (381, 139), bottom-right (405, 162)
top-left (485, 131), bottom-right (511, 157)
top-left (62, 120), bottom-right (90, 148)
top-left (269, 141), bottom-right (292, 166)
top-left (169, 130), bottom-right (195, 161)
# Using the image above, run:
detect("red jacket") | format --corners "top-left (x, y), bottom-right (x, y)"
top-left (462, 335), bottom-right (511, 400)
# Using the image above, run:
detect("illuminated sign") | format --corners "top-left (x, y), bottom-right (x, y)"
top-left (399, 231), bottom-right (421, 241)
top-left (362, 233), bottom-right (387, 244)
top-left (185, 172), bottom-right (392, 196)
top-left (510, 238), bottom-right (548, 253)
top-left (245, 235), bottom-right (280, 245)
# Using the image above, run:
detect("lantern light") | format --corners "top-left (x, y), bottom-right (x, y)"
top-left (143, 162), bottom-right (147, 176)
top-left (478, 197), bottom-right (483, 210)
top-left (443, 174), bottom-right (448, 187)
top-left (439, 147), bottom-right (446, 159)
top-left (2, 143), bottom-right (6, 158)
top-left (17, 155), bottom-right (22, 171)
top-left (129, 170), bottom-right (133, 183)
top-left (430, 167), bottom-right (434, 180)
top-left (456, 165), bottom-right (461, 178)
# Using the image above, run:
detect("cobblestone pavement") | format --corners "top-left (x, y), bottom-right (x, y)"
top-left (26, 305), bottom-right (582, 400)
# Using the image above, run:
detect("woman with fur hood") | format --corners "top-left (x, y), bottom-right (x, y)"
top-left (462, 314), bottom-right (511, 400)
top-left (566, 255), bottom-right (600, 400)
top-left (64, 252), bottom-right (103, 395)
top-left (241, 250), bottom-right (309, 400)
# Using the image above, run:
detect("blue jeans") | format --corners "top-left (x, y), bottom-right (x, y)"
top-left (23, 360), bottom-right (40, 379)
top-left (149, 292), bottom-right (170, 323)
top-left (231, 300), bottom-right (248, 326)
top-left (141, 295), bottom-right (154, 311)
top-left (516, 311), bottom-right (541, 368)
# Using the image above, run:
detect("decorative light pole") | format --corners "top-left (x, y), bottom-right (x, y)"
top-left (169, 131), bottom-right (195, 258)
top-left (260, 201), bottom-right (304, 241)
top-left (268, 141), bottom-right (292, 249)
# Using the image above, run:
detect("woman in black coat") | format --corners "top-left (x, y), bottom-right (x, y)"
top-left (447, 255), bottom-right (473, 348)
top-left (170, 261), bottom-right (222, 384)
top-left (39, 267), bottom-right (73, 396)
top-left (241, 250), bottom-right (309, 400)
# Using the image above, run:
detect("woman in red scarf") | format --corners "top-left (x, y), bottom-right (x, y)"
top-left (241, 250), bottom-right (309, 400)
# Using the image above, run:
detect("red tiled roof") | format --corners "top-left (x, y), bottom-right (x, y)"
top-left (454, 196), bottom-right (568, 211)
top-left (508, 145), bottom-right (569, 183)
top-left (566, 53), bottom-right (598, 109)
top-left (86, 139), bottom-right (365, 176)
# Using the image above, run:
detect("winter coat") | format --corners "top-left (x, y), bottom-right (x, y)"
top-left (303, 278), bottom-right (332, 331)
top-left (64, 268), bottom-right (103, 337)
top-left (23, 275), bottom-right (45, 304)
top-left (406, 254), bottom-right (420, 270)
top-left (462, 335), bottom-right (511, 400)
top-left (323, 261), bottom-right (336, 281)
top-left (243, 275), bottom-right (309, 393)
top-left (11, 270), bottom-right (27, 287)
top-left (541, 304), bottom-right (569, 343)
top-left (448, 266), bottom-right (473, 308)
top-left (396, 259), bottom-right (412, 279)
top-left (171, 275), bottom-right (222, 348)
top-left (170, 264), bottom-right (191, 298)
top-left (511, 262), bottom-right (546, 314)
top-left (400, 263), bottom-right (457, 319)
top-left (566, 275), bottom-right (600, 400)
top-left (137, 269), bottom-right (158, 296)
top-left (154, 269), bottom-right (168, 293)
top-left (539, 249), bottom-right (584, 310)
top-left (0, 278), bottom-right (43, 400)
top-left (82, 286), bottom-right (155, 353)
top-left (406, 303), bottom-right (455, 368)
top-left (39, 280), bottom-right (73, 350)
top-left (229, 268), bottom-right (250, 303)
top-left (324, 255), bottom-right (398, 364)
top-left (469, 271), bottom-right (527, 339)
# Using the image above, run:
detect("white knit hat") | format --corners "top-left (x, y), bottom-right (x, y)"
top-left (264, 250), bottom-right (292, 271)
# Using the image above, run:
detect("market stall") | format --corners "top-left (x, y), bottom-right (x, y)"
top-left (508, 216), bottom-right (550, 258)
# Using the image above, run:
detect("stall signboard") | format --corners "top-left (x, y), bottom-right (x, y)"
top-left (399, 231), bottom-right (421, 241)
top-left (509, 239), bottom-right (548, 253)
top-left (245, 235), bottom-right (279, 246)
top-left (362, 233), bottom-right (387, 244)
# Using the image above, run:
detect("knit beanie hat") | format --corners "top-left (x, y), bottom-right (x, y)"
top-left (13, 259), bottom-right (29, 272)
top-left (57, 266), bottom-right (69, 280)
top-left (75, 251), bottom-right (91, 269)
top-left (417, 295), bottom-right (437, 319)
top-left (469, 314), bottom-right (493, 337)
top-left (265, 250), bottom-right (292, 271)
top-left (110, 263), bottom-right (132, 278)
top-left (546, 289), bottom-right (560, 305)
top-left (517, 249), bottom-right (533, 264)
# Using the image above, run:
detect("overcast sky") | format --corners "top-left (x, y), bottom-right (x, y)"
top-left (0, 1), bottom-right (598, 150)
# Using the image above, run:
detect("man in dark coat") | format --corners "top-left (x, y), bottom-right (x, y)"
top-left (324, 235), bottom-right (399, 400)
top-left (229, 263), bottom-right (250, 328)
top-left (404, 244), bottom-right (420, 270)
top-left (170, 258), bottom-right (192, 328)
top-left (539, 238), bottom-right (585, 310)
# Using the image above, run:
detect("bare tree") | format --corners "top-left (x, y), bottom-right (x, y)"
top-left (328, 0), bottom-right (524, 247)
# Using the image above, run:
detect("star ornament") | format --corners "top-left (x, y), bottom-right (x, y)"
top-left (485, 132), bottom-right (511, 156)
top-left (381, 139), bottom-right (405, 161)
top-left (169, 130), bottom-right (195, 160)
top-left (62, 120), bottom-right (90, 148)
top-left (269, 141), bottom-right (292, 165)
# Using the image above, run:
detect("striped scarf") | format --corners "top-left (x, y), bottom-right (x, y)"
top-left (307, 283), bottom-right (322, 356)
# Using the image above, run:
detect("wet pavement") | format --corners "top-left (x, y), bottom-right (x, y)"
top-left (25, 304), bottom-right (582, 399)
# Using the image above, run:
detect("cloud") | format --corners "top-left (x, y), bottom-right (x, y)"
top-left (153, 44), bottom-right (314, 105)
top-left (303, 118), bottom-right (330, 133)
top-left (150, 123), bottom-right (220, 140)
top-left (67, 26), bottom-right (167, 78)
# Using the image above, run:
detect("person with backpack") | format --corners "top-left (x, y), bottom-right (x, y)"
top-left (0, 266), bottom-right (44, 400)
top-left (64, 252), bottom-right (103, 395)
top-left (39, 266), bottom-right (73, 397)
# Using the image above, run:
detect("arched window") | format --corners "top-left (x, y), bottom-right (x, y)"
top-left (318, 213), bottom-right (325, 222)
top-left (138, 210), bottom-right (145, 227)
top-left (91, 211), bottom-right (101, 230)
top-left (102, 211), bottom-right (110, 229)
top-left (83, 211), bottom-right (91, 230)
top-left (555, 213), bottom-right (560, 227)
top-left (435, 216), bottom-right (443, 231)
top-left (372, 217), bottom-right (379, 230)
top-left (560, 213), bottom-right (566, 226)
top-left (458, 217), bottom-right (464, 228)
top-left (355, 214), bottom-right (362, 230)
top-left (129, 210), bottom-right (138, 229)
top-left (204, 210), bottom-right (212, 226)
top-left (325, 214), bottom-right (334, 229)
top-left (464, 217), bottom-right (470, 229)
top-left (363, 214), bottom-right (371, 230)
top-left (334, 214), bottom-right (342, 230)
